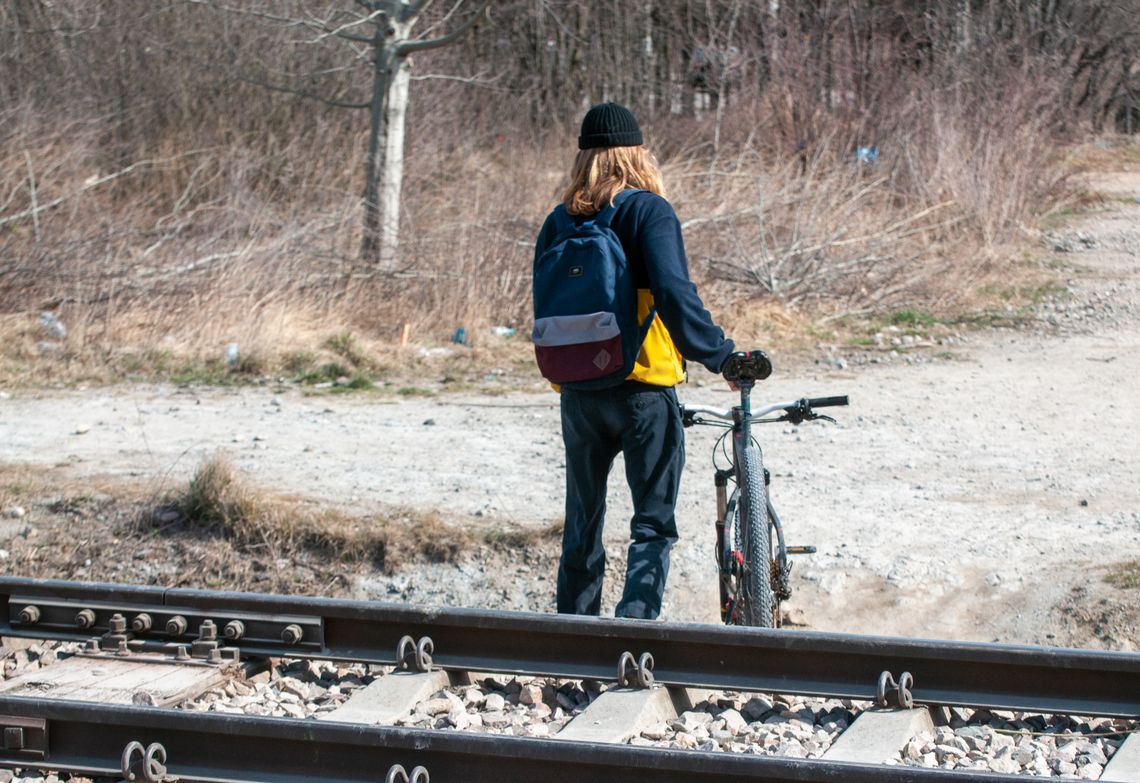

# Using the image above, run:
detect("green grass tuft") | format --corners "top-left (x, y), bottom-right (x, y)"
top-left (1106, 561), bottom-right (1140, 589)
top-left (888, 309), bottom-right (937, 328)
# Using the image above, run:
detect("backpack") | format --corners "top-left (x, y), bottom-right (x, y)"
top-left (531, 189), bottom-right (656, 390)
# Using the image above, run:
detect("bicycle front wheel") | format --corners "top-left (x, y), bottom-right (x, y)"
top-left (735, 445), bottom-right (775, 627)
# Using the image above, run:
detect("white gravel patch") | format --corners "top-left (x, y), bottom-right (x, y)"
top-left (888, 708), bottom-right (1137, 777)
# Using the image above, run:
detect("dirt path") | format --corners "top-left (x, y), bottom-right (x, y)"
top-left (2, 173), bottom-right (1138, 647)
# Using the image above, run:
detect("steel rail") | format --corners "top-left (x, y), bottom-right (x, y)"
top-left (0, 695), bottom-right (1018, 783)
top-left (2, 577), bottom-right (1139, 718)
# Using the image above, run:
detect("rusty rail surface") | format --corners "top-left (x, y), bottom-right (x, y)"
top-left (2, 577), bottom-right (1138, 717)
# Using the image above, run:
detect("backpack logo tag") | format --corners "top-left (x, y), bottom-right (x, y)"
top-left (568, 265), bottom-right (583, 278)
top-left (593, 349), bottom-right (611, 370)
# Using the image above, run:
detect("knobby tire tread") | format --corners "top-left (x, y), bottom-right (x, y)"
top-left (737, 445), bottom-right (774, 627)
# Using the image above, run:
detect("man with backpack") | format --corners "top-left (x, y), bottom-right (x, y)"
top-left (532, 102), bottom-right (735, 620)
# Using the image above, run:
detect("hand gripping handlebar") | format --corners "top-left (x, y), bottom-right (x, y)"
top-left (721, 350), bottom-right (773, 383)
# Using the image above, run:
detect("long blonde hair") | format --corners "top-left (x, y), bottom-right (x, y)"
top-left (561, 145), bottom-right (666, 216)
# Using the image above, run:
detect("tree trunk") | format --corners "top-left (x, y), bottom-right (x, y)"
top-left (359, 0), bottom-right (482, 270)
top-left (361, 33), bottom-right (393, 268)
top-left (381, 54), bottom-right (411, 269)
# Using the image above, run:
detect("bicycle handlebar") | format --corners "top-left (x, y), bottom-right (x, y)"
top-left (681, 395), bottom-right (848, 424)
top-left (807, 395), bottom-right (849, 408)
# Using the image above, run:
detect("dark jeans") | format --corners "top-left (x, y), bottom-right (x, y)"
top-left (557, 383), bottom-right (684, 620)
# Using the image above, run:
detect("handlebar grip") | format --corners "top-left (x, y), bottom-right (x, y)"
top-left (808, 395), bottom-right (849, 408)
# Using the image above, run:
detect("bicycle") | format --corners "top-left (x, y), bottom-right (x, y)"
top-left (680, 350), bottom-right (848, 628)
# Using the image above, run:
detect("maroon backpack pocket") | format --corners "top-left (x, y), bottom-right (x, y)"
top-left (532, 312), bottom-right (624, 383)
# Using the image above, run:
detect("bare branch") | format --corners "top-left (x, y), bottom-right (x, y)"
top-left (402, 0), bottom-right (437, 24)
top-left (232, 75), bottom-right (369, 110)
top-left (0, 155), bottom-right (203, 229)
top-left (305, 7), bottom-right (384, 44)
top-left (396, 0), bottom-right (489, 56)
top-left (540, 1), bottom-right (589, 45)
top-left (134, 251), bottom-right (244, 280)
top-left (408, 70), bottom-right (501, 87)
top-left (181, 0), bottom-right (310, 29)
top-left (24, 152), bottom-right (40, 243)
top-left (681, 207), bottom-right (759, 231)
top-left (418, 0), bottom-right (461, 35)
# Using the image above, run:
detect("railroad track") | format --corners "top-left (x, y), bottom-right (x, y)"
top-left (0, 577), bottom-right (1137, 782)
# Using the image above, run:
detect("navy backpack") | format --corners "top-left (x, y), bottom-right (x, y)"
top-left (531, 189), bottom-right (656, 390)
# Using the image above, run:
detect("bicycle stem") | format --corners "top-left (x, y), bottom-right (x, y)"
top-left (735, 378), bottom-right (755, 443)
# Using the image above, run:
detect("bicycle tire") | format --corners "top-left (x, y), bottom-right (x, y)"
top-left (735, 445), bottom-right (775, 627)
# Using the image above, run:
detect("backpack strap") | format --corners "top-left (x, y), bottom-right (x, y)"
top-left (594, 188), bottom-right (645, 228)
top-left (550, 190), bottom-right (657, 350)
top-left (548, 204), bottom-right (575, 236)
top-left (596, 189), bottom-right (655, 337)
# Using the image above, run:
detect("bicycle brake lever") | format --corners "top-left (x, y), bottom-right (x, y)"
top-left (810, 413), bottom-right (837, 424)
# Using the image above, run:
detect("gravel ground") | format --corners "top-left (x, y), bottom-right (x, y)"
top-left (183, 656), bottom-right (1139, 775)
top-left (9, 192), bottom-right (1138, 646)
top-left (1, 174), bottom-right (1139, 783)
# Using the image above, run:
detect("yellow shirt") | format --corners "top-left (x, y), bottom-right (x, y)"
top-left (628, 288), bottom-right (685, 386)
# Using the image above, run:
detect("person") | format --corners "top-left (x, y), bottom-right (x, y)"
top-left (533, 102), bottom-right (735, 620)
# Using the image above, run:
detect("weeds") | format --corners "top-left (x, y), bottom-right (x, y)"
top-left (889, 310), bottom-right (938, 329)
top-left (1106, 561), bottom-right (1140, 590)
top-left (157, 453), bottom-right (470, 571)
top-left (298, 362), bottom-right (352, 385)
top-left (324, 332), bottom-right (371, 370)
top-left (483, 523), bottom-right (563, 551)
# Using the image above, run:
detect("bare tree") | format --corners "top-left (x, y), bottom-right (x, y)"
top-left (183, 0), bottom-right (488, 270)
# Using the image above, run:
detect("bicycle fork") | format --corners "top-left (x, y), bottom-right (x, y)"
top-left (716, 386), bottom-right (754, 624)
top-left (714, 468), bottom-right (733, 622)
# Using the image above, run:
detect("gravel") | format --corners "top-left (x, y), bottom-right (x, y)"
top-left (178, 658), bottom-right (1140, 774)
top-left (887, 709), bottom-right (1137, 777)
top-left (1, 647), bottom-right (1138, 777)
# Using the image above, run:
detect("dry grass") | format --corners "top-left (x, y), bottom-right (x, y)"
top-left (0, 457), bottom-right (546, 594)
top-left (155, 452), bottom-right (471, 572)
top-left (1106, 561), bottom-right (1140, 590)
top-left (0, 56), bottom-right (1110, 387)
top-left (483, 522), bottom-right (564, 551)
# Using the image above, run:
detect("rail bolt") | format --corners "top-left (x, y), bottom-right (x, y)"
top-left (198, 619), bottom-right (217, 642)
top-left (75, 609), bottom-right (97, 629)
top-left (223, 620), bottom-right (245, 641)
top-left (108, 613), bottom-right (127, 634)
top-left (281, 624), bottom-right (304, 645)
top-left (131, 613), bottom-right (153, 633)
top-left (166, 615), bottom-right (188, 637)
top-left (17, 605), bottom-right (40, 625)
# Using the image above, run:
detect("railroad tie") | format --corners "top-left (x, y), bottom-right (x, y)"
top-left (318, 669), bottom-right (453, 726)
top-left (1101, 732), bottom-right (1140, 782)
top-left (821, 706), bottom-right (934, 765)
top-left (555, 686), bottom-right (708, 744)
top-left (0, 655), bottom-right (230, 708)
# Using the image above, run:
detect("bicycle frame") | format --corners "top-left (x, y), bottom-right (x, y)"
top-left (683, 384), bottom-right (845, 626)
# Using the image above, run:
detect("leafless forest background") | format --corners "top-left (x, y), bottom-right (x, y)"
top-left (1, 1), bottom-right (1138, 382)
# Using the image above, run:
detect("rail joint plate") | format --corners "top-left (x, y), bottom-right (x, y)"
top-left (0, 716), bottom-right (47, 760)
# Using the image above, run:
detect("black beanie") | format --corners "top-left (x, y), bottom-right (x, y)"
top-left (578, 102), bottom-right (644, 149)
